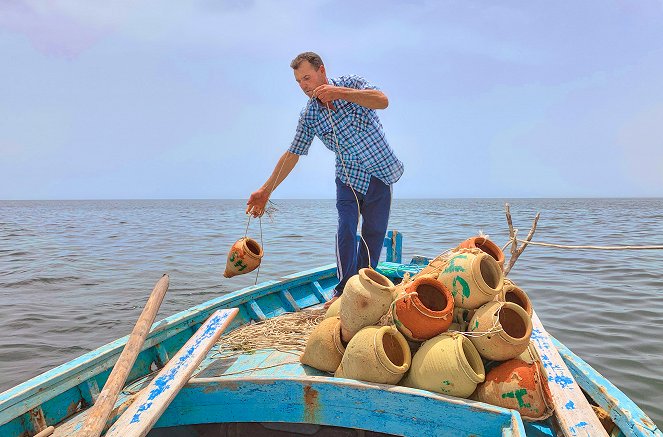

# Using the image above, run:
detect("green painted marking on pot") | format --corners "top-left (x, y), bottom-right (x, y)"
top-left (443, 255), bottom-right (467, 274)
top-left (452, 276), bottom-right (470, 302)
top-left (502, 388), bottom-right (531, 408)
top-left (472, 319), bottom-right (479, 330)
top-left (229, 252), bottom-right (236, 262)
top-left (442, 380), bottom-right (451, 386)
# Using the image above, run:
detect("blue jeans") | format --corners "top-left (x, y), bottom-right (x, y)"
top-left (334, 176), bottom-right (392, 297)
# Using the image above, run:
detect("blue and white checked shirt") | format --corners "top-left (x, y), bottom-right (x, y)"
top-left (287, 75), bottom-right (404, 195)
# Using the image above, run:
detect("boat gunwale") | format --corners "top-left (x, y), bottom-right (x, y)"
top-left (0, 264), bottom-right (338, 423)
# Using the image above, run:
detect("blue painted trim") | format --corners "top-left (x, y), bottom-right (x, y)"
top-left (158, 377), bottom-right (524, 436)
top-left (553, 337), bottom-right (662, 437)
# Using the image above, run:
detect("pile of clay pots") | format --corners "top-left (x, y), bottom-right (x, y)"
top-left (301, 236), bottom-right (553, 421)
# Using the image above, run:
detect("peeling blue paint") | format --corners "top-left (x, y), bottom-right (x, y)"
top-left (565, 400), bottom-right (575, 410)
top-left (549, 375), bottom-right (574, 389)
top-left (128, 311), bottom-right (232, 424)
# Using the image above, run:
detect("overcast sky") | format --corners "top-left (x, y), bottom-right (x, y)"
top-left (1, 0), bottom-right (662, 199)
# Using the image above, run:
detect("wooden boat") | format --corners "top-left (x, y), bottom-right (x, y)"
top-left (0, 231), bottom-right (659, 437)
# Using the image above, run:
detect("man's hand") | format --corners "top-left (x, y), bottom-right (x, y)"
top-left (312, 84), bottom-right (342, 104)
top-left (246, 188), bottom-right (270, 218)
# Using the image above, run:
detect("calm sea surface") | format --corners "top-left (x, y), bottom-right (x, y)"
top-left (0, 199), bottom-right (661, 426)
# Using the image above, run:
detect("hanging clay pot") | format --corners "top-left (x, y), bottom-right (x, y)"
top-left (392, 276), bottom-right (454, 341)
top-left (223, 237), bottom-right (263, 278)
top-left (475, 358), bottom-right (553, 421)
top-left (468, 301), bottom-right (532, 361)
top-left (497, 279), bottom-right (533, 317)
top-left (335, 325), bottom-right (411, 385)
top-left (457, 236), bottom-right (505, 268)
top-left (300, 316), bottom-right (345, 373)
top-left (324, 296), bottom-right (343, 319)
top-left (402, 332), bottom-right (484, 398)
top-left (339, 268), bottom-right (395, 343)
top-left (436, 249), bottom-right (504, 309)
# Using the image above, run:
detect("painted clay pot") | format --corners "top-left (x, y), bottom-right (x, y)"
top-left (457, 236), bottom-right (505, 268)
top-left (324, 296), bottom-right (343, 319)
top-left (436, 249), bottom-right (504, 309)
top-left (339, 268), bottom-right (395, 342)
top-left (335, 325), bottom-right (411, 385)
top-left (402, 332), bottom-right (485, 398)
top-left (475, 358), bottom-right (553, 421)
top-left (392, 276), bottom-right (454, 341)
top-left (497, 279), bottom-right (533, 317)
top-left (468, 301), bottom-right (532, 361)
top-left (300, 317), bottom-right (345, 373)
top-left (223, 237), bottom-right (263, 278)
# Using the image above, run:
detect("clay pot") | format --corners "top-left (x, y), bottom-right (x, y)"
top-left (402, 332), bottom-right (485, 398)
top-left (324, 296), bottom-right (343, 319)
top-left (300, 317), bottom-right (345, 373)
top-left (453, 307), bottom-right (475, 324)
top-left (475, 358), bottom-right (553, 421)
top-left (468, 301), bottom-right (532, 361)
top-left (223, 237), bottom-right (263, 278)
top-left (339, 269), bottom-right (395, 342)
top-left (335, 325), bottom-right (411, 385)
top-left (457, 236), bottom-right (505, 268)
top-left (497, 279), bottom-right (533, 317)
top-left (393, 276), bottom-right (454, 341)
top-left (436, 249), bottom-right (504, 309)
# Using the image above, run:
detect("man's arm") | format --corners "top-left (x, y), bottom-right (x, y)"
top-left (313, 85), bottom-right (388, 110)
top-left (246, 151), bottom-right (300, 217)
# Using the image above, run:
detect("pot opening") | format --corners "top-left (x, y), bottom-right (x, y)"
top-left (460, 336), bottom-right (485, 380)
top-left (479, 256), bottom-right (501, 289)
top-left (382, 332), bottom-right (405, 367)
top-left (245, 239), bottom-right (262, 256)
top-left (363, 269), bottom-right (392, 287)
top-left (475, 238), bottom-right (502, 263)
top-left (416, 283), bottom-right (448, 311)
top-left (505, 289), bottom-right (528, 312)
top-left (499, 307), bottom-right (527, 339)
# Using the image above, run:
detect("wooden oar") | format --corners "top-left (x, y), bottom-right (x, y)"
top-left (530, 311), bottom-right (608, 437)
top-left (77, 274), bottom-right (170, 437)
top-left (105, 308), bottom-right (239, 437)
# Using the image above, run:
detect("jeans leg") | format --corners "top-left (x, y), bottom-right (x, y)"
top-left (357, 177), bottom-right (392, 270)
top-left (334, 178), bottom-right (362, 297)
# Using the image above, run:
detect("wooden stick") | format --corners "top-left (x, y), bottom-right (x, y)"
top-left (34, 426), bottom-right (54, 437)
top-left (77, 274), bottom-right (170, 437)
top-left (105, 308), bottom-right (239, 437)
top-left (503, 203), bottom-right (540, 276)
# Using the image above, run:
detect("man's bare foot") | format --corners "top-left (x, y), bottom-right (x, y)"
top-left (323, 296), bottom-right (339, 309)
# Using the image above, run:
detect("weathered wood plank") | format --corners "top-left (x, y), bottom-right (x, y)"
top-left (530, 311), bottom-right (608, 437)
top-left (78, 274), bottom-right (170, 437)
top-left (553, 337), bottom-right (662, 437)
top-left (105, 309), bottom-right (238, 437)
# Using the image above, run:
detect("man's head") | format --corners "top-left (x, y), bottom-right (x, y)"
top-left (291, 51), bottom-right (327, 98)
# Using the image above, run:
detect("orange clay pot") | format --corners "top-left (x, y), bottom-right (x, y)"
top-left (457, 236), bottom-right (505, 268)
top-left (223, 237), bottom-right (263, 278)
top-left (475, 358), bottom-right (553, 421)
top-left (497, 278), bottom-right (533, 317)
top-left (393, 276), bottom-right (454, 341)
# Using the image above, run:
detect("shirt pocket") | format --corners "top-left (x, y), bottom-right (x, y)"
top-left (350, 106), bottom-right (371, 133)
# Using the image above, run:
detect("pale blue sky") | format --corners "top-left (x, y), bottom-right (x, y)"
top-left (1, 1), bottom-right (662, 199)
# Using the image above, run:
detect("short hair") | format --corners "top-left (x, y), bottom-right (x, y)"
top-left (290, 52), bottom-right (324, 70)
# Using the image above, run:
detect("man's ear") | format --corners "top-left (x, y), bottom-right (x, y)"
top-left (319, 64), bottom-right (326, 76)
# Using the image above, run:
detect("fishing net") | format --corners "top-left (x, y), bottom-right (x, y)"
top-left (216, 308), bottom-right (326, 355)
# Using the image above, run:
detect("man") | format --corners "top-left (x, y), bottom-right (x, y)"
top-left (246, 52), bottom-right (403, 307)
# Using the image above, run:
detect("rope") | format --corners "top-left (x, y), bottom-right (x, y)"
top-left (511, 239), bottom-right (663, 250)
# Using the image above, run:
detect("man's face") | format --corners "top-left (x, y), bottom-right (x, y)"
top-left (294, 61), bottom-right (326, 98)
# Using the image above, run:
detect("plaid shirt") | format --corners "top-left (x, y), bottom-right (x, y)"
top-left (287, 75), bottom-right (404, 194)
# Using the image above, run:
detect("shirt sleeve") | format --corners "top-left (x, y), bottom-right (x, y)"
top-left (288, 113), bottom-right (314, 156)
top-left (343, 74), bottom-right (380, 91)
